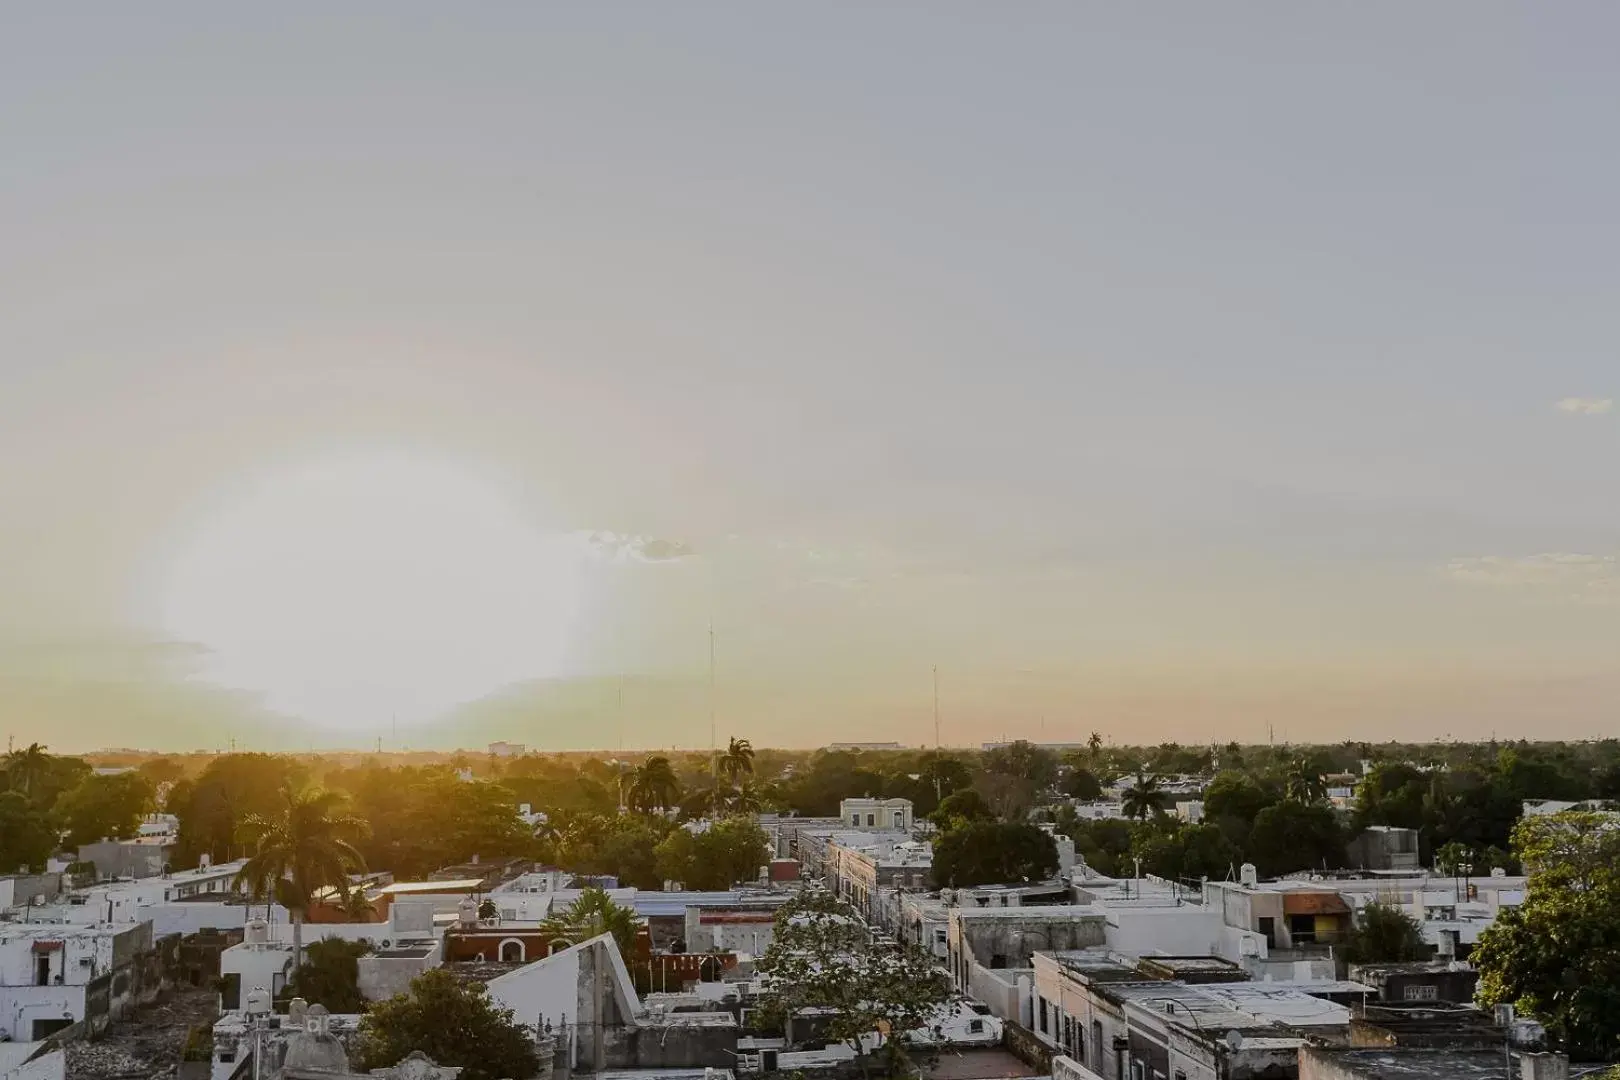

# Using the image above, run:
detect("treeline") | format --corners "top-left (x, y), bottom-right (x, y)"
top-left (9, 736), bottom-right (1616, 890)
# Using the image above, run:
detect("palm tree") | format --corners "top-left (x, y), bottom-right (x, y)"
top-left (542, 886), bottom-right (640, 959)
top-left (4, 743), bottom-right (50, 798)
top-left (1121, 772), bottom-right (1164, 820)
top-left (718, 737), bottom-right (755, 786)
top-left (235, 786), bottom-right (370, 971)
top-left (1087, 732), bottom-right (1104, 758)
top-left (1284, 758), bottom-right (1327, 804)
top-left (627, 756), bottom-right (681, 814)
top-left (731, 781), bottom-right (763, 815)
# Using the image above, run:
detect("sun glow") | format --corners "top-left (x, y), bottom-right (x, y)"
top-left (156, 451), bottom-right (590, 733)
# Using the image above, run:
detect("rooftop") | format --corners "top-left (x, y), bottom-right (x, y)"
top-left (954, 905), bottom-right (1105, 921)
top-left (377, 879), bottom-right (484, 895)
top-left (1301, 1048), bottom-right (1521, 1080)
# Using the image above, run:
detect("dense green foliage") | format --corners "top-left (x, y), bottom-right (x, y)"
top-left (653, 816), bottom-right (769, 890)
top-left (931, 821), bottom-right (1057, 887)
top-left (1475, 812), bottom-right (1620, 1060)
top-left (284, 938), bottom-right (370, 1013)
top-left (1340, 902), bottom-right (1429, 965)
top-left (354, 968), bottom-right (540, 1080)
top-left (541, 886), bottom-right (641, 959)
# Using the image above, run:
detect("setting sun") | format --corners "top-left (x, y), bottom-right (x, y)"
top-left (154, 451), bottom-right (590, 734)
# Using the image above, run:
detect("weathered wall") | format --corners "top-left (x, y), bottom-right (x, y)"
top-left (600, 1022), bottom-right (738, 1070)
top-left (1004, 1020), bottom-right (1054, 1074)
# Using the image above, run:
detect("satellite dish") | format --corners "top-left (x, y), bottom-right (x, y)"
top-left (1225, 1030), bottom-right (1244, 1051)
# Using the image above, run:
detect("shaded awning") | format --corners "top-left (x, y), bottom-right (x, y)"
top-left (31, 940), bottom-right (63, 953)
top-left (1282, 892), bottom-right (1350, 916)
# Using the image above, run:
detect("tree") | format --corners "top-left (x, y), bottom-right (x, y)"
top-left (1121, 772), bottom-right (1165, 820)
top-left (1062, 767), bottom-right (1103, 802)
top-left (718, 737), bottom-right (755, 785)
top-left (1475, 812), bottom-right (1620, 1059)
top-left (284, 938), bottom-right (370, 1014)
top-left (236, 787), bottom-right (369, 972)
top-left (1283, 758), bottom-right (1327, 805)
top-left (0, 791), bottom-right (57, 872)
top-left (354, 968), bottom-right (539, 1080)
top-left (931, 821), bottom-right (1058, 887)
top-left (627, 755), bottom-right (681, 813)
top-left (927, 788), bottom-right (992, 831)
top-left (542, 886), bottom-right (640, 960)
top-left (2, 743), bottom-right (50, 798)
top-left (56, 772), bottom-right (156, 847)
top-left (758, 890), bottom-right (951, 1077)
top-left (1339, 902), bottom-right (1429, 965)
top-left (655, 817), bottom-right (768, 890)
top-left (1088, 732), bottom-right (1104, 758)
top-left (978, 741), bottom-right (1058, 820)
top-left (1246, 801), bottom-right (1343, 878)
top-left (730, 780), bottom-right (764, 815)
top-left (1202, 770), bottom-right (1280, 852)
top-left (171, 753), bottom-right (303, 868)
top-left (1069, 818), bottom-right (1133, 877)
top-left (917, 753), bottom-right (972, 806)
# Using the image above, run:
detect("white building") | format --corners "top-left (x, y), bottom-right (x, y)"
top-left (488, 741), bottom-right (527, 758)
top-left (0, 922), bottom-right (152, 1041)
top-left (838, 797), bottom-right (913, 831)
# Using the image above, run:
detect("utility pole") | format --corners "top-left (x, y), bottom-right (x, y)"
top-left (933, 666), bottom-right (940, 749)
top-left (709, 624), bottom-right (718, 812)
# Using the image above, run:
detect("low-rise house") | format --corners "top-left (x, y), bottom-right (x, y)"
top-left (1344, 827), bottom-right (1422, 872)
top-left (1348, 961), bottom-right (1479, 1005)
top-left (0, 922), bottom-right (156, 1041)
top-left (1031, 949), bottom-right (1354, 1080)
top-left (949, 906), bottom-right (1108, 1026)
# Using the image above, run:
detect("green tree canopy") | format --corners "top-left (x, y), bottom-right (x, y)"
top-left (542, 886), bottom-right (640, 960)
top-left (354, 968), bottom-right (539, 1080)
top-left (978, 741), bottom-right (1058, 820)
top-left (1475, 811), bottom-right (1620, 1059)
top-left (56, 772), bottom-right (156, 847)
top-left (1246, 801), bottom-right (1343, 878)
top-left (654, 816), bottom-right (768, 891)
top-left (1062, 767), bottom-right (1103, 802)
top-left (0, 791), bottom-right (57, 873)
top-left (1340, 902), bottom-right (1430, 965)
top-left (284, 938), bottom-right (370, 1014)
top-left (928, 788), bottom-right (992, 831)
top-left (931, 821), bottom-right (1058, 887)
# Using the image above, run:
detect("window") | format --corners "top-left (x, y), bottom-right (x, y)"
top-left (852, 815), bottom-right (861, 826)
top-left (990, 953), bottom-right (1007, 968)
top-left (1175, 1072), bottom-right (1187, 1080)
top-left (893, 812), bottom-right (905, 827)
top-left (866, 814), bottom-right (876, 826)
top-left (968, 1020), bottom-right (984, 1034)
top-left (1038, 998), bottom-right (1048, 1033)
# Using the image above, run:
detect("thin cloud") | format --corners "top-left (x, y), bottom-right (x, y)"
top-left (1446, 552), bottom-right (1620, 603)
top-left (1556, 397), bottom-right (1613, 415)
top-left (578, 531), bottom-right (694, 563)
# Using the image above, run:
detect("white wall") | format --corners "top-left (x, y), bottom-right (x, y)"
top-left (0, 986), bottom-right (89, 1041)
top-left (1103, 906), bottom-right (1225, 956)
top-left (486, 946), bottom-right (582, 1031)
top-left (0, 1047), bottom-right (64, 1080)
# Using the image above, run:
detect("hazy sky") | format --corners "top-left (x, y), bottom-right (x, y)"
top-left (4, 6), bottom-right (1620, 751)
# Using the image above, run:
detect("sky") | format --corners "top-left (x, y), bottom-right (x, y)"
top-left (3, 5), bottom-right (1619, 751)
